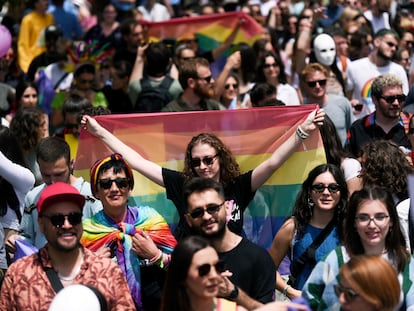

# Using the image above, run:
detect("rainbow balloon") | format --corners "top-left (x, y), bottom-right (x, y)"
top-left (75, 107), bottom-right (326, 248)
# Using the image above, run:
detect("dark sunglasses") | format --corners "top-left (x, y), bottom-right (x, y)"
top-left (180, 56), bottom-right (195, 61)
top-left (42, 212), bottom-right (83, 228)
top-left (334, 284), bottom-right (359, 303)
top-left (190, 154), bottom-right (218, 168)
top-left (197, 75), bottom-right (212, 83)
top-left (188, 201), bottom-right (225, 219)
top-left (225, 83), bottom-right (238, 90)
top-left (198, 260), bottom-right (226, 277)
top-left (79, 79), bottom-right (94, 84)
top-left (379, 94), bottom-right (406, 104)
top-left (263, 63), bottom-right (278, 69)
top-left (311, 183), bottom-right (341, 193)
top-left (98, 178), bottom-right (130, 190)
top-left (384, 41), bottom-right (397, 48)
top-left (306, 79), bottom-right (327, 88)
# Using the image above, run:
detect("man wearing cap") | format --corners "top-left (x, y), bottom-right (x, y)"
top-left (81, 153), bottom-right (177, 311)
top-left (6, 137), bottom-right (102, 252)
top-left (0, 182), bottom-right (135, 310)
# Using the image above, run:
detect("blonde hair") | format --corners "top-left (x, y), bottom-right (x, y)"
top-left (339, 255), bottom-right (401, 311)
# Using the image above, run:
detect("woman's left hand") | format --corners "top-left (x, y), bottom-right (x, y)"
top-left (131, 230), bottom-right (159, 259)
top-left (301, 108), bottom-right (325, 134)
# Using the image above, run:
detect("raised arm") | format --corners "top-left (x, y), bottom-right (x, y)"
top-left (251, 109), bottom-right (324, 191)
top-left (81, 115), bottom-right (164, 186)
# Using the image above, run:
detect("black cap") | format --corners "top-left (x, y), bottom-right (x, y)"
top-left (45, 25), bottom-right (62, 41)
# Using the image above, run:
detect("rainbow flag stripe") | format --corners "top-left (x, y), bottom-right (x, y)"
top-left (75, 106), bottom-right (326, 248)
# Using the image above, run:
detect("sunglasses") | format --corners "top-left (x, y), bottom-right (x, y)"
top-left (198, 260), bottom-right (226, 277)
top-left (98, 178), bottom-right (130, 190)
top-left (190, 154), bottom-right (218, 168)
top-left (197, 75), bottom-right (212, 83)
top-left (181, 56), bottom-right (195, 61)
top-left (379, 94), bottom-right (406, 104)
top-left (188, 201), bottom-right (225, 219)
top-left (384, 41), bottom-right (397, 48)
top-left (311, 183), bottom-right (341, 193)
top-left (42, 212), bottom-right (83, 228)
top-left (263, 63), bottom-right (278, 69)
top-left (334, 284), bottom-right (359, 303)
top-left (306, 79), bottom-right (327, 88)
top-left (225, 83), bottom-right (238, 90)
top-left (355, 213), bottom-right (389, 226)
top-left (79, 79), bottom-right (94, 84)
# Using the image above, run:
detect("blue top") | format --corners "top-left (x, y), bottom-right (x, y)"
top-left (291, 224), bottom-right (340, 289)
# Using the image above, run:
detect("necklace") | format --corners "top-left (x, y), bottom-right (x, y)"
top-left (58, 254), bottom-right (84, 282)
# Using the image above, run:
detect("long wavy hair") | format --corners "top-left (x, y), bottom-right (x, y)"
top-left (360, 140), bottom-right (414, 202)
top-left (293, 163), bottom-right (348, 239)
top-left (343, 186), bottom-right (408, 272)
top-left (160, 236), bottom-right (212, 311)
top-left (0, 126), bottom-right (27, 222)
top-left (255, 50), bottom-right (288, 84)
top-left (183, 133), bottom-right (240, 187)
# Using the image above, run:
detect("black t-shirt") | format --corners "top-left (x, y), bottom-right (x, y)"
top-left (219, 238), bottom-right (276, 303)
top-left (162, 168), bottom-right (255, 240)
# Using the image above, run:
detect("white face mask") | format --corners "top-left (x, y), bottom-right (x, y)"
top-left (313, 34), bottom-right (336, 66)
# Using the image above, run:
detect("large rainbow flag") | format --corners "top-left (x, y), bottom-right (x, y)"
top-left (75, 106), bottom-right (326, 248)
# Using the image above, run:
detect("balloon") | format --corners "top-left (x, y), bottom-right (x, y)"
top-left (48, 284), bottom-right (105, 311)
top-left (0, 25), bottom-right (11, 58)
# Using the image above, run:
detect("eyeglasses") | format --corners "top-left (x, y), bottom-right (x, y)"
top-left (379, 94), bottom-right (406, 104)
top-left (98, 178), bottom-right (130, 190)
top-left (78, 79), bottom-right (94, 84)
top-left (180, 56), bottom-right (195, 61)
top-left (190, 154), bottom-right (218, 168)
top-left (306, 79), bottom-right (327, 88)
top-left (42, 212), bottom-right (83, 228)
top-left (334, 284), bottom-right (359, 303)
top-left (263, 63), bottom-right (278, 69)
top-left (311, 183), bottom-right (341, 193)
top-left (384, 41), bottom-right (397, 48)
top-left (355, 213), bottom-right (389, 226)
top-left (196, 75), bottom-right (212, 83)
top-left (188, 201), bottom-right (225, 219)
top-left (198, 260), bottom-right (226, 277)
top-left (225, 83), bottom-right (238, 90)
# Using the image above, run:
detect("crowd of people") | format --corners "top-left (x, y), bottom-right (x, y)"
top-left (0, 0), bottom-right (414, 310)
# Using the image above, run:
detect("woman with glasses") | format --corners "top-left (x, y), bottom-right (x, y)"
top-left (81, 107), bottom-right (324, 241)
top-left (255, 50), bottom-right (300, 106)
top-left (359, 139), bottom-right (414, 253)
top-left (268, 164), bottom-right (348, 300)
top-left (214, 72), bottom-right (242, 109)
top-left (302, 186), bottom-right (414, 310)
top-left (336, 255), bottom-right (400, 311)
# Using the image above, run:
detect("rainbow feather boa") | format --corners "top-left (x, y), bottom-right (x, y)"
top-left (81, 206), bottom-right (177, 310)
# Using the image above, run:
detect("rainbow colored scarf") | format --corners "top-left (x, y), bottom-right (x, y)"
top-left (81, 206), bottom-right (177, 310)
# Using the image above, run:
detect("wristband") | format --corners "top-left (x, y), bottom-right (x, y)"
top-left (149, 249), bottom-right (162, 264)
top-left (296, 126), bottom-right (310, 140)
top-left (283, 284), bottom-right (291, 297)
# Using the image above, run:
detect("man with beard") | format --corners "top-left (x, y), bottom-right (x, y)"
top-left (346, 28), bottom-right (408, 119)
top-left (346, 73), bottom-right (411, 157)
top-left (183, 177), bottom-right (275, 310)
top-left (0, 182), bottom-right (135, 310)
top-left (161, 57), bottom-right (225, 112)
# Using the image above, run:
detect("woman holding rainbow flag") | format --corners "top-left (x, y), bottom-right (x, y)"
top-left (81, 108), bottom-right (324, 240)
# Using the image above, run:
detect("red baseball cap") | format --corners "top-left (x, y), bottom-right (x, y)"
top-left (37, 182), bottom-right (85, 214)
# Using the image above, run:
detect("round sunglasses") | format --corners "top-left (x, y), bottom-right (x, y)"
top-left (198, 260), bottom-right (226, 277)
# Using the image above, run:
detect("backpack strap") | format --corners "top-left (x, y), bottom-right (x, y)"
top-left (288, 219), bottom-right (336, 286)
top-left (158, 75), bottom-right (173, 90)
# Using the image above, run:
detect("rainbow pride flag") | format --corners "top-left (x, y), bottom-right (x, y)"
top-left (75, 106), bottom-right (326, 248)
top-left (143, 12), bottom-right (264, 48)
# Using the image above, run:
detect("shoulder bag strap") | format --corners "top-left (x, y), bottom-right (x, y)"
top-left (38, 252), bottom-right (64, 293)
top-left (289, 219), bottom-right (337, 285)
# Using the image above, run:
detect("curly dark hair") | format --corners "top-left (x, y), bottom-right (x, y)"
top-left (343, 186), bottom-right (408, 272)
top-left (183, 133), bottom-right (240, 187)
top-left (293, 163), bottom-right (348, 240)
top-left (10, 107), bottom-right (44, 152)
top-left (360, 140), bottom-right (414, 202)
